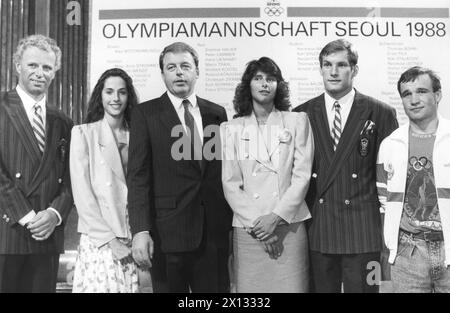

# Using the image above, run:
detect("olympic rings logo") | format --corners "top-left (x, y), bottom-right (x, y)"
top-left (409, 156), bottom-right (432, 171)
top-left (264, 6), bottom-right (284, 17)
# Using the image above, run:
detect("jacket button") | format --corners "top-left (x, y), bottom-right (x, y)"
top-left (345, 200), bottom-right (351, 205)
top-left (5, 217), bottom-right (9, 223)
top-left (58, 178), bottom-right (63, 184)
top-left (352, 174), bottom-right (358, 179)
top-left (319, 198), bottom-right (324, 204)
top-left (244, 153), bottom-right (249, 159)
top-left (15, 173), bottom-right (21, 179)
top-left (2, 214), bottom-right (7, 219)
top-left (253, 193), bottom-right (260, 199)
top-left (312, 173), bottom-right (317, 178)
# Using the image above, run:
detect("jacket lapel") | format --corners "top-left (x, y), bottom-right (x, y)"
top-left (158, 92), bottom-right (185, 136)
top-left (158, 92), bottom-right (200, 172)
top-left (198, 98), bottom-right (220, 174)
top-left (3, 90), bottom-right (41, 164)
top-left (319, 91), bottom-right (370, 195)
top-left (98, 118), bottom-right (126, 184)
top-left (242, 113), bottom-right (276, 172)
top-left (266, 109), bottom-right (282, 158)
top-left (28, 107), bottom-right (62, 195)
top-left (310, 95), bottom-right (334, 166)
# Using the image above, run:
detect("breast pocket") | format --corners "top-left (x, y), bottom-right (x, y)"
top-left (155, 196), bottom-right (176, 209)
top-left (155, 196), bottom-right (178, 220)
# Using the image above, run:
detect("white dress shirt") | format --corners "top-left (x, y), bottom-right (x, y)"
top-left (16, 84), bottom-right (47, 130)
top-left (15, 85), bottom-right (62, 226)
top-left (167, 91), bottom-right (204, 145)
top-left (324, 88), bottom-right (355, 135)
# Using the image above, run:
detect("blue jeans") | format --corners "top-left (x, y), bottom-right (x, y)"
top-left (391, 231), bottom-right (450, 293)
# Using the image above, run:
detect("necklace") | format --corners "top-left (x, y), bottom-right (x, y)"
top-left (257, 119), bottom-right (267, 125)
top-left (411, 132), bottom-right (436, 138)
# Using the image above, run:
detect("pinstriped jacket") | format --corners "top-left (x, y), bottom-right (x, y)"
top-left (377, 116), bottom-right (450, 265)
top-left (294, 90), bottom-right (398, 254)
top-left (0, 89), bottom-right (73, 254)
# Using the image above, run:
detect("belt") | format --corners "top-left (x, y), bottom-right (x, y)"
top-left (400, 229), bottom-right (444, 242)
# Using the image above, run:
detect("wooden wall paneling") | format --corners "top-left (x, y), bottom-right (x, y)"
top-left (81, 0), bottom-right (89, 123)
top-left (0, 0), bottom-right (6, 91)
top-left (72, 9), bottom-right (80, 124)
top-left (4, 1), bottom-right (13, 91)
top-left (48, 0), bottom-right (60, 110)
top-left (62, 0), bottom-right (70, 114)
top-left (0, 0), bottom-right (33, 92)
top-left (48, 0), bottom-right (89, 124)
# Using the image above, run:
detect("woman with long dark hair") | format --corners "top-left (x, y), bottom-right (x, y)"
top-left (71, 68), bottom-right (139, 292)
top-left (221, 57), bottom-right (314, 292)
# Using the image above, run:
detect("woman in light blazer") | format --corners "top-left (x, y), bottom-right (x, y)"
top-left (221, 57), bottom-right (314, 292)
top-left (71, 68), bottom-right (139, 293)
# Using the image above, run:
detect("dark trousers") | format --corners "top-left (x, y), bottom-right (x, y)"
top-left (164, 240), bottom-right (229, 293)
top-left (0, 254), bottom-right (59, 293)
top-left (150, 235), bottom-right (169, 293)
top-left (310, 250), bottom-right (380, 293)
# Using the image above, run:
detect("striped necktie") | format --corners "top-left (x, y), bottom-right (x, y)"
top-left (182, 99), bottom-right (203, 166)
top-left (331, 101), bottom-right (341, 151)
top-left (32, 103), bottom-right (45, 154)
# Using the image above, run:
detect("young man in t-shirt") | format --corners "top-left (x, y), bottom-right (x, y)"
top-left (377, 66), bottom-right (450, 292)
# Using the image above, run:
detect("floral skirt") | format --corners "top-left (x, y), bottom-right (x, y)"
top-left (72, 234), bottom-right (139, 293)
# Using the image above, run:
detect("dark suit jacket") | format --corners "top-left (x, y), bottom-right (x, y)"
top-left (0, 89), bottom-right (73, 254)
top-left (127, 92), bottom-right (232, 253)
top-left (293, 91), bottom-right (398, 254)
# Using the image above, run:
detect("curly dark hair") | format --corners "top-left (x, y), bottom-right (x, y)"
top-left (233, 57), bottom-right (290, 117)
top-left (85, 68), bottom-right (138, 126)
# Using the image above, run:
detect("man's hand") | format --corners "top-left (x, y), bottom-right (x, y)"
top-left (252, 213), bottom-right (283, 241)
top-left (27, 210), bottom-right (58, 241)
top-left (132, 232), bottom-right (153, 270)
top-left (109, 238), bottom-right (134, 266)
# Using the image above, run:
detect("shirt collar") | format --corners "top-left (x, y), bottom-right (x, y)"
top-left (167, 91), bottom-right (197, 110)
top-left (324, 88), bottom-right (355, 111)
top-left (117, 129), bottom-right (129, 145)
top-left (16, 84), bottom-right (46, 112)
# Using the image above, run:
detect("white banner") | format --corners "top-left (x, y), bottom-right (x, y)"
top-left (89, 0), bottom-right (450, 124)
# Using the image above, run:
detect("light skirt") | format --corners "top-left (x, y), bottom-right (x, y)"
top-left (72, 234), bottom-right (139, 293)
top-left (233, 222), bottom-right (309, 293)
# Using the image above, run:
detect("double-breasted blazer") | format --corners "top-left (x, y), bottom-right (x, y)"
top-left (127, 92), bottom-right (232, 253)
top-left (221, 110), bottom-right (314, 227)
top-left (70, 118), bottom-right (130, 248)
top-left (294, 90), bottom-right (398, 254)
top-left (0, 89), bottom-right (73, 254)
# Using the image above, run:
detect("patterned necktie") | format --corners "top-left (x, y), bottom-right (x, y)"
top-left (331, 101), bottom-right (342, 151)
top-left (32, 103), bottom-right (45, 154)
top-left (182, 99), bottom-right (203, 165)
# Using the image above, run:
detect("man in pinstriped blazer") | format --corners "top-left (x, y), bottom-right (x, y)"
top-left (0, 35), bottom-right (73, 293)
top-left (294, 39), bottom-right (398, 293)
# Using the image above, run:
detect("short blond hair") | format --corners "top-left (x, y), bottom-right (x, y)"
top-left (13, 34), bottom-right (62, 71)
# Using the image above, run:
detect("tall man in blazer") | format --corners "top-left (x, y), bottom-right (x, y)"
top-left (0, 35), bottom-right (73, 292)
top-left (128, 42), bottom-right (232, 292)
top-left (294, 39), bottom-right (398, 292)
